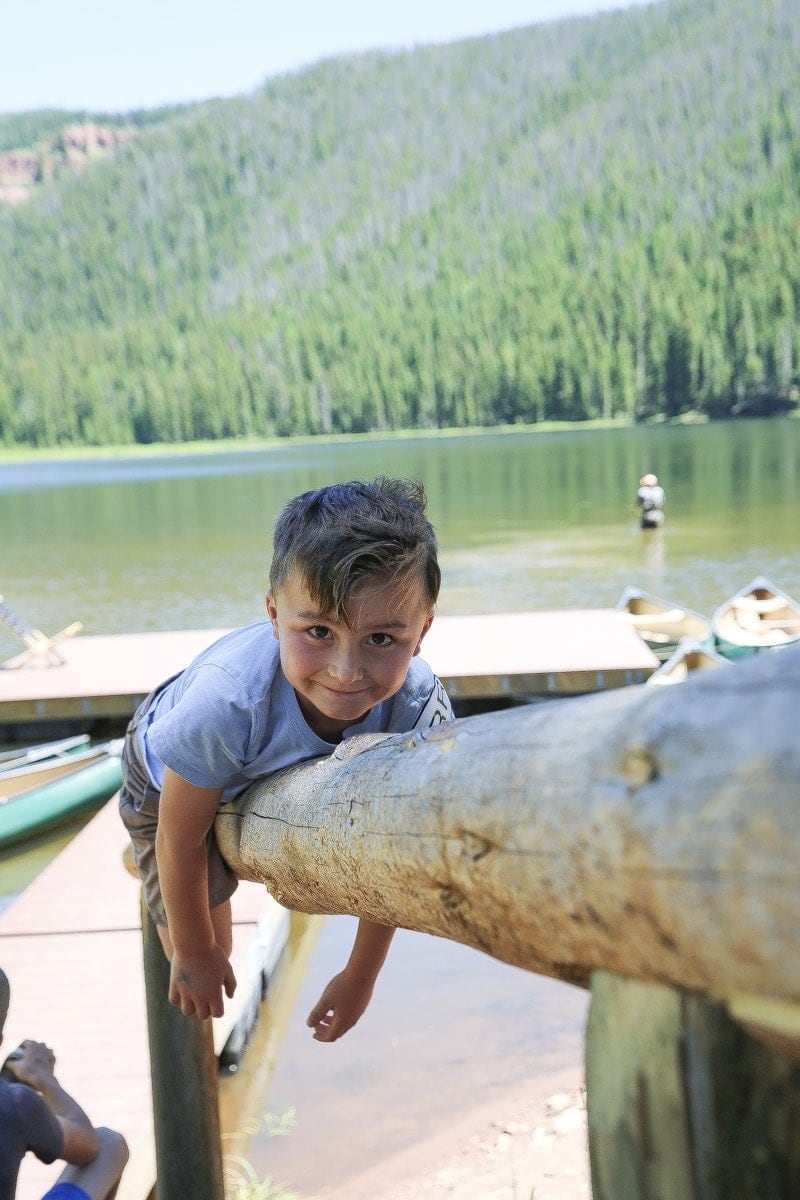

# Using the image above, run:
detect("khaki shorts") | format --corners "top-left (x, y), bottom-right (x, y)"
top-left (117, 690), bottom-right (238, 927)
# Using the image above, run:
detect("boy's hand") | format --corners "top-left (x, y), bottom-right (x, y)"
top-left (168, 945), bottom-right (236, 1020)
top-left (307, 919), bottom-right (395, 1042)
top-left (306, 969), bottom-right (376, 1042)
top-left (4, 1039), bottom-right (56, 1089)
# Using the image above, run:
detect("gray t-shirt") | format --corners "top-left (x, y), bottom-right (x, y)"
top-left (140, 622), bottom-right (452, 802)
top-left (0, 1078), bottom-right (63, 1200)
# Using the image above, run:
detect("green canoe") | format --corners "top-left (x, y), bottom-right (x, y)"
top-left (0, 742), bottom-right (123, 850)
top-left (712, 575), bottom-right (800, 660)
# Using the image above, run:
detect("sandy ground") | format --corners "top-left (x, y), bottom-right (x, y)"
top-left (317, 1066), bottom-right (591, 1200)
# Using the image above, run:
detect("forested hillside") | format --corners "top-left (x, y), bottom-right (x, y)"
top-left (0, 0), bottom-right (798, 447)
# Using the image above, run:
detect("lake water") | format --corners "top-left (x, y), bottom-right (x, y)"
top-left (1, 417), bottom-right (799, 1195)
top-left (2, 420), bottom-right (799, 654)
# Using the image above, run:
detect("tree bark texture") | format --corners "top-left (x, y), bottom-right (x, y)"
top-left (215, 644), bottom-right (800, 1007)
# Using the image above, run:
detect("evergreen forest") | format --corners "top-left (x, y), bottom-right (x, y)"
top-left (0, 0), bottom-right (798, 448)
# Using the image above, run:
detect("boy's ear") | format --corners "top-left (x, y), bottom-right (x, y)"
top-left (265, 593), bottom-right (280, 639)
top-left (413, 611), bottom-right (435, 656)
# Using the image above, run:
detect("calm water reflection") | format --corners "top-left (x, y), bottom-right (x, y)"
top-left (1, 419), bottom-right (799, 1194)
top-left (1, 420), bottom-right (799, 660)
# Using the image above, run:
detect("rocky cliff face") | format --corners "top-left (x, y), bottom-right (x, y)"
top-left (0, 123), bottom-right (132, 204)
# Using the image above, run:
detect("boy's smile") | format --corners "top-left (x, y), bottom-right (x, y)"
top-left (266, 571), bottom-right (434, 742)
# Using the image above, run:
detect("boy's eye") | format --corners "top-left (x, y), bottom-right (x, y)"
top-left (368, 632), bottom-right (393, 647)
top-left (308, 625), bottom-right (331, 640)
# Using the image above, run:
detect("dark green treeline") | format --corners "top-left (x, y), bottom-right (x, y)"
top-left (0, 0), bottom-right (798, 448)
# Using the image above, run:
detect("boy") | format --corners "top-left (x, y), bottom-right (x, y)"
top-left (119, 477), bottom-right (452, 1039)
top-left (0, 967), bottom-right (129, 1200)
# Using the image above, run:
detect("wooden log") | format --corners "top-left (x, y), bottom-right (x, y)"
top-left (215, 644), bottom-right (800, 1024)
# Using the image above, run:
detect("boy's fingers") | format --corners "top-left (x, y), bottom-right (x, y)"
top-left (312, 1017), bottom-right (336, 1042)
top-left (306, 1001), bottom-right (331, 1027)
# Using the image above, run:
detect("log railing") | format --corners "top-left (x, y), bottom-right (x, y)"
top-left (147, 644), bottom-right (800, 1198)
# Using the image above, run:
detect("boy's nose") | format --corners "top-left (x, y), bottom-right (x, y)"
top-left (328, 647), bottom-right (363, 684)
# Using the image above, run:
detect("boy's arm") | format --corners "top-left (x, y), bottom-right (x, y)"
top-left (10, 1041), bottom-right (100, 1166)
top-left (307, 918), bottom-right (395, 1042)
top-left (304, 673), bottom-right (451, 1043)
top-left (156, 767), bottom-right (236, 1019)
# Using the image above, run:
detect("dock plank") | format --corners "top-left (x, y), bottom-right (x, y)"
top-left (0, 611), bottom-right (657, 728)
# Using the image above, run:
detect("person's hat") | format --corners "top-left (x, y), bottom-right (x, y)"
top-left (639, 473), bottom-right (658, 486)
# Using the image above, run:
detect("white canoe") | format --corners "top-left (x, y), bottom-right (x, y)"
top-left (616, 587), bottom-right (713, 662)
top-left (646, 638), bottom-right (731, 686)
top-left (712, 575), bottom-right (800, 659)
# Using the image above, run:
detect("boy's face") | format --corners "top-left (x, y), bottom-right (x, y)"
top-left (266, 570), bottom-right (434, 742)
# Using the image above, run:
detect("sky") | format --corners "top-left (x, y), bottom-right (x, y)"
top-left (0, 0), bottom-right (657, 116)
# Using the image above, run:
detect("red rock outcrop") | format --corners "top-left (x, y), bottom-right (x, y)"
top-left (0, 123), bottom-right (132, 204)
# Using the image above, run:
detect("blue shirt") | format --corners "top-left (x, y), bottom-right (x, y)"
top-left (0, 1077), bottom-right (63, 1200)
top-left (140, 622), bottom-right (451, 802)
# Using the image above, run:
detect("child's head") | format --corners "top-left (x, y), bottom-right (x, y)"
top-left (269, 476), bottom-right (440, 619)
top-left (267, 478), bottom-right (441, 740)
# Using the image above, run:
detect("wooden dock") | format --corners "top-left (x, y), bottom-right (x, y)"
top-left (0, 609), bottom-right (658, 729)
top-left (0, 798), bottom-right (289, 1200)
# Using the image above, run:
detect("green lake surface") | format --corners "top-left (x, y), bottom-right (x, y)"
top-left (1, 417), bottom-right (798, 1195)
top-left (2, 420), bottom-right (799, 651)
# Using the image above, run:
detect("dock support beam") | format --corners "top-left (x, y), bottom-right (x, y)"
top-left (141, 897), bottom-right (225, 1200)
top-left (586, 972), bottom-right (800, 1200)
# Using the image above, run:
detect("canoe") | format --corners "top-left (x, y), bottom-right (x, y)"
top-left (0, 734), bottom-right (91, 771)
top-left (615, 587), bottom-right (713, 662)
top-left (0, 739), bottom-right (123, 850)
top-left (645, 638), bottom-right (730, 686)
top-left (711, 576), bottom-right (800, 660)
top-left (0, 739), bottom-right (121, 800)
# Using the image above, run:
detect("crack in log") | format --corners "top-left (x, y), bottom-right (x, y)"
top-left (215, 809), bottom-right (321, 832)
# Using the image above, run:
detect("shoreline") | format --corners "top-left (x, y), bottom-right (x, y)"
top-left (294, 1063), bottom-right (590, 1200)
top-left (0, 414), bottom-right (712, 466)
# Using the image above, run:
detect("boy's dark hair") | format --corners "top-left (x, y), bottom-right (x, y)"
top-left (270, 477), bottom-right (440, 620)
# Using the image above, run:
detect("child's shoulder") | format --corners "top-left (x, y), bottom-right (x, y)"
top-left (199, 621), bottom-right (274, 660)
top-left (179, 622), bottom-right (279, 695)
top-left (403, 654), bottom-right (438, 694)
top-left (385, 655), bottom-right (451, 730)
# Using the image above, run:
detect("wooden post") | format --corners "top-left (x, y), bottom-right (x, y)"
top-left (141, 895), bottom-right (225, 1200)
top-left (586, 971), bottom-right (800, 1200)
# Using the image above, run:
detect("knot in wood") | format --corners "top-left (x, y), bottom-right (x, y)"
top-left (439, 884), bottom-right (466, 912)
top-left (461, 831), bottom-right (492, 861)
top-left (621, 746), bottom-right (659, 787)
